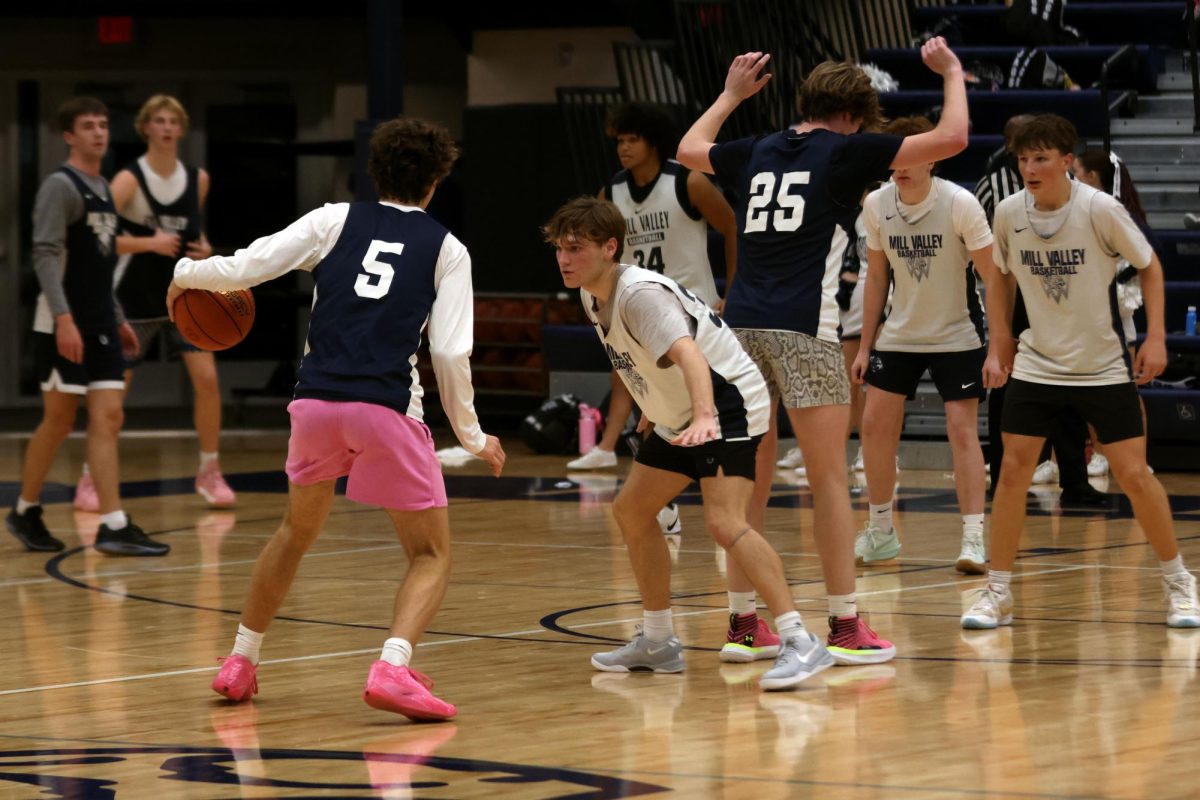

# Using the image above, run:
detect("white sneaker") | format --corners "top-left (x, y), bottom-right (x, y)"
top-left (854, 524), bottom-right (900, 564)
top-left (852, 447), bottom-right (865, 472)
top-left (1087, 453), bottom-right (1109, 477)
top-left (956, 530), bottom-right (986, 575)
top-left (961, 586), bottom-right (1014, 629)
top-left (1031, 460), bottom-right (1059, 485)
top-left (567, 447), bottom-right (617, 470)
top-left (1164, 572), bottom-right (1200, 628)
top-left (777, 447), bottom-right (804, 469)
top-left (656, 503), bottom-right (682, 535)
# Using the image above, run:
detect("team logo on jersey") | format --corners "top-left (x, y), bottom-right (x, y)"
top-left (1021, 248), bottom-right (1084, 303)
top-left (160, 213), bottom-right (189, 232)
top-left (606, 344), bottom-right (648, 398)
top-left (87, 211), bottom-right (118, 257)
top-left (888, 234), bottom-right (942, 283)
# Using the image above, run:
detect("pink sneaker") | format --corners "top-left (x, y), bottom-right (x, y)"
top-left (212, 655), bottom-right (258, 701)
top-left (196, 462), bottom-right (236, 507)
top-left (826, 615), bottom-right (897, 665)
top-left (363, 660), bottom-right (456, 721)
top-left (720, 613), bottom-right (782, 662)
top-left (74, 472), bottom-right (99, 513)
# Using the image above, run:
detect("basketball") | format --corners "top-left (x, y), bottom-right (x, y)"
top-left (173, 289), bottom-right (256, 351)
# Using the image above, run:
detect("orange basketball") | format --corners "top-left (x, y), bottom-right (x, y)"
top-left (173, 289), bottom-right (255, 351)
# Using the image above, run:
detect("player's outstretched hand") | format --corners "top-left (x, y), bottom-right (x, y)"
top-left (920, 36), bottom-right (962, 77)
top-left (724, 52), bottom-right (772, 101)
top-left (1133, 337), bottom-right (1167, 386)
top-left (165, 279), bottom-right (184, 322)
top-left (478, 435), bottom-right (506, 477)
top-left (671, 414), bottom-right (719, 447)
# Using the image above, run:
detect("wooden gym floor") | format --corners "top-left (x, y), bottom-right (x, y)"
top-left (0, 431), bottom-right (1198, 799)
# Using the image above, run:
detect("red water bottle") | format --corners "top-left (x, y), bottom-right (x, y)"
top-left (578, 403), bottom-right (597, 453)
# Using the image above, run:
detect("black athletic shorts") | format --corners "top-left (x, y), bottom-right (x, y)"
top-left (866, 347), bottom-right (987, 402)
top-left (34, 330), bottom-right (125, 395)
top-left (1001, 378), bottom-right (1144, 444)
top-left (635, 432), bottom-right (762, 482)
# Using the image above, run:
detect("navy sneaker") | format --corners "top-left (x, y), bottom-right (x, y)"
top-left (95, 518), bottom-right (169, 556)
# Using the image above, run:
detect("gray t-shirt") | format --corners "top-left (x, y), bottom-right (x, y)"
top-left (32, 164), bottom-right (124, 332)
top-left (594, 264), bottom-right (696, 367)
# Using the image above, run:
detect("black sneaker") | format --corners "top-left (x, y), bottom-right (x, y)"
top-left (95, 518), bottom-right (170, 556)
top-left (6, 506), bottom-right (65, 552)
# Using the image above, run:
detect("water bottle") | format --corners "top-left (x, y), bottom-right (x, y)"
top-left (578, 403), bottom-right (597, 453)
top-left (1187, 305), bottom-right (1197, 336)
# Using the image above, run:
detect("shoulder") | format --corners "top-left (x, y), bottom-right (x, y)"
top-left (609, 169), bottom-right (631, 187)
top-left (994, 191), bottom-right (1024, 218)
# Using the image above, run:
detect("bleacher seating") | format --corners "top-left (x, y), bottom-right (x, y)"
top-left (864, 45), bottom-right (1166, 92)
top-left (911, 2), bottom-right (1187, 47)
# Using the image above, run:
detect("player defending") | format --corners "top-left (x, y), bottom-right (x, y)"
top-left (964, 114), bottom-right (1199, 630)
top-left (851, 116), bottom-right (1000, 575)
top-left (546, 196), bottom-right (833, 690)
top-left (570, 102), bottom-right (737, 473)
top-left (677, 39), bottom-right (968, 662)
top-left (5, 97), bottom-right (166, 557)
top-left (75, 95), bottom-right (234, 511)
top-left (170, 117), bottom-right (506, 719)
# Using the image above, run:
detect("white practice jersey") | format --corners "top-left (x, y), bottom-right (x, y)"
top-left (994, 182), bottom-right (1153, 386)
top-left (865, 177), bottom-right (992, 352)
top-left (608, 160), bottom-right (719, 307)
top-left (581, 266), bottom-right (769, 442)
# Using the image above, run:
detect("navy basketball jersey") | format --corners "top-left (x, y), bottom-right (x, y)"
top-left (710, 129), bottom-right (901, 342)
top-left (294, 202), bottom-right (449, 414)
top-left (58, 167), bottom-right (120, 333)
top-left (117, 160), bottom-right (201, 319)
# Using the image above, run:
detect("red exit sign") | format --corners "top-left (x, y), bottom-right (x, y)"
top-left (97, 16), bottom-right (134, 45)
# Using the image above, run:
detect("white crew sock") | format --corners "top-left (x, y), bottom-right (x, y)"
top-left (1161, 555), bottom-right (1188, 580)
top-left (869, 502), bottom-right (893, 534)
top-left (828, 593), bottom-right (858, 620)
top-left (728, 591), bottom-right (757, 616)
top-left (16, 498), bottom-right (37, 515)
top-left (988, 569), bottom-right (1013, 595)
top-left (100, 510), bottom-right (128, 530)
top-left (231, 623), bottom-right (264, 665)
top-left (642, 608), bottom-right (674, 642)
top-left (963, 513), bottom-right (985, 537)
top-left (200, 451), bottom-right (219, 469)
top-left (381, 637), bottom-right (413, 668)
top-left (774, 611), bottom-right (805, 641)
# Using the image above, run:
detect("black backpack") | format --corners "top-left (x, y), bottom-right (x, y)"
top-left (519, 394), bottom-right (582, 454)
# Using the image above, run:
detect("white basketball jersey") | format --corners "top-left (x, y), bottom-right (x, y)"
top-left (997, 183), bottom-right (1137, 386)
top-left (581, 266), bottom-right (769, 441)
top-left (608, 160), bottom-right (719, 307)
top-left (873, 178), bottom-right (985, 352)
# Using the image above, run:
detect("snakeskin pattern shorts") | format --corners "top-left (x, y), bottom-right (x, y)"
top-left (734, 328), bottom-right (850, 408)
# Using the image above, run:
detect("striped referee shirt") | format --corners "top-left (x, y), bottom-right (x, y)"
top-left (973, 148), bottom-right (1023, 227)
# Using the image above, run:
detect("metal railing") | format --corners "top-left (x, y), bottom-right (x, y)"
top-left (1100, 43), bottom-right (1138, 153)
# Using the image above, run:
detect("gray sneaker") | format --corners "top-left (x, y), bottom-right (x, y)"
top-left (759, 631), bottom-right (834, 691)
top-left (591, 633), bottom-right (685, 673)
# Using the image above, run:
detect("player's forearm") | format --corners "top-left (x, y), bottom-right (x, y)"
top-left (934, 67), bottom-right (969, 154)
top-left (430, 350), bottom-right (487, 453)
top-left (985, 272), bottom-right (1016, 343)
top-left (33, 246), bottom-right (71, 317)
top-left (669, 338), bottom-right (717, 422)
top-left (678, 93), bottom-right (741, 173)
top-left (858, 261), bottom-right (889, 349)
top-left (1139, 259), bottom-right (1166, 339)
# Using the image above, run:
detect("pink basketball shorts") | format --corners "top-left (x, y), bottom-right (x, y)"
top-left (285, 399), bottom-right (448, 510)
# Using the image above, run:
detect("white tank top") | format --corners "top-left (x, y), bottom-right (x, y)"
top-left (608, 160), bottom-right (719, 307)
top-left (581, 267), bottom-right (769, 441)
top-left (873, 178), bottom-right (985, 352)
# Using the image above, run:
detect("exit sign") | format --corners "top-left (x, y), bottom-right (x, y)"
top-left (97, 16), bottom-right (134, 45)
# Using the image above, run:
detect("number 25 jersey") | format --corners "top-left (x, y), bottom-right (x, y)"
top-left (710, 128), bottom-right (901, 342)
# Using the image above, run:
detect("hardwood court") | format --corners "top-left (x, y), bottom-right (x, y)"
top-left (1, 432), bottom-right (1198, 798)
